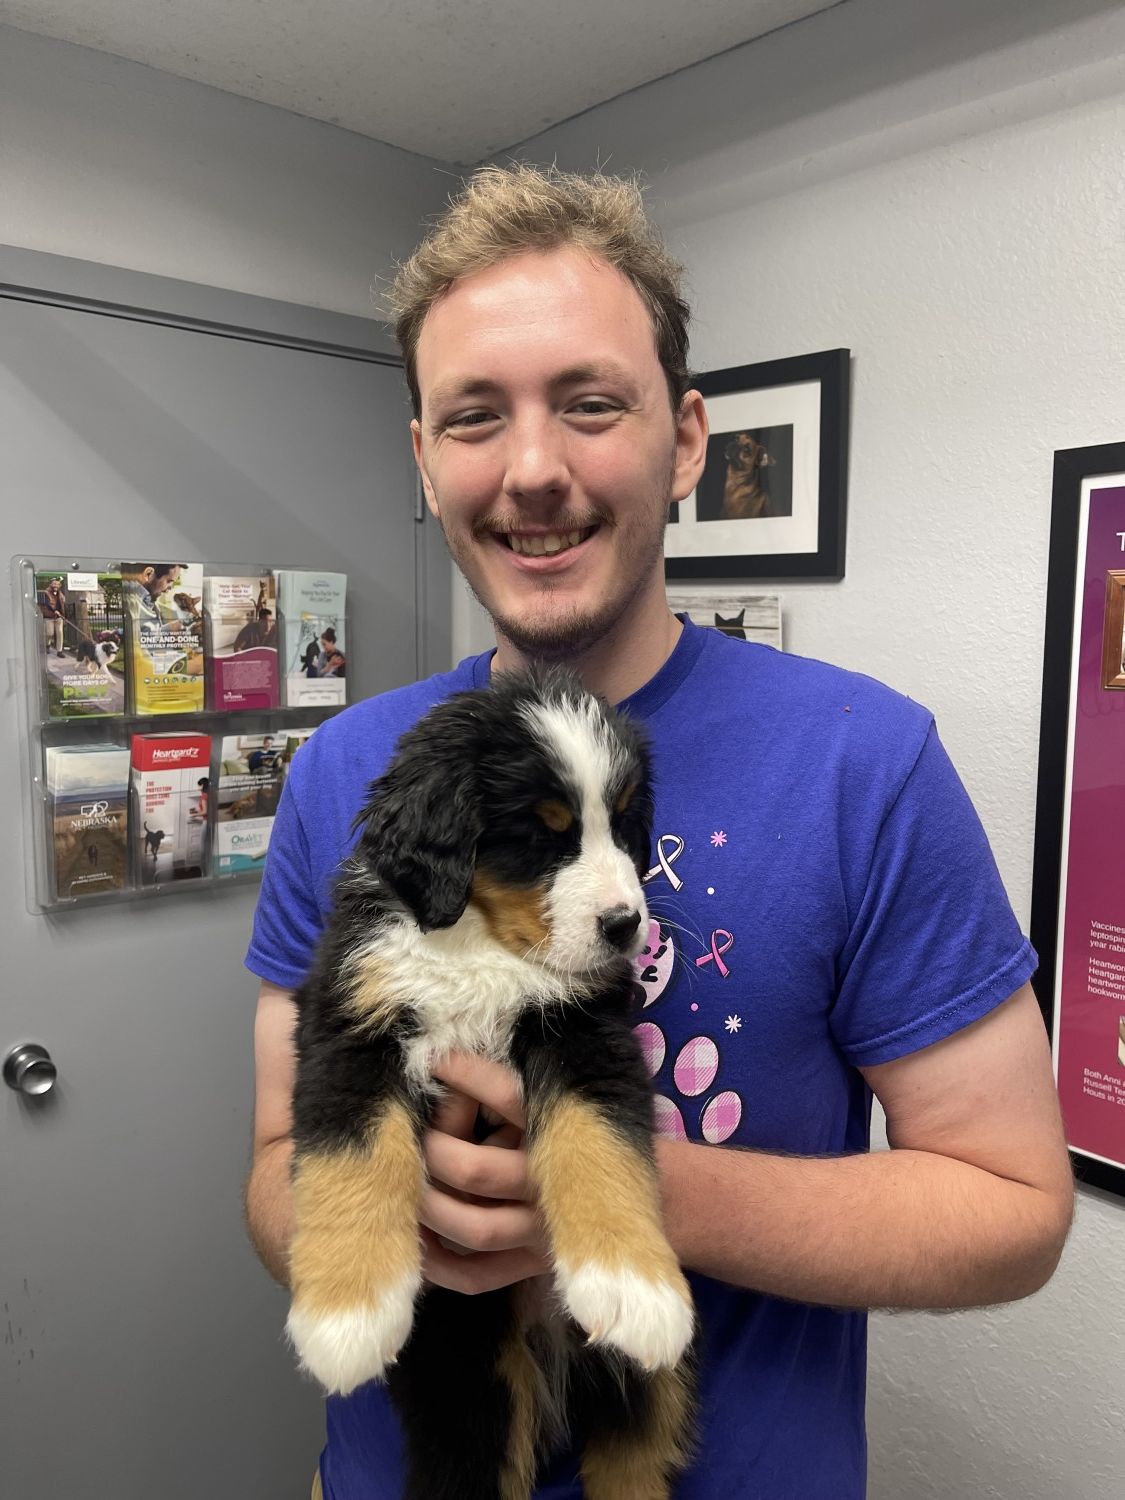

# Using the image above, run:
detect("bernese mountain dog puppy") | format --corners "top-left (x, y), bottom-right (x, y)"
top-left (286, 668), bottom-right (696, 1499)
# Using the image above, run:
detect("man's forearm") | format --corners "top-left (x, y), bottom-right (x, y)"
top-left (656, 1138), bottom-right (1070, 1310)
top-left (244, 1138), bottom-right (295, 1288)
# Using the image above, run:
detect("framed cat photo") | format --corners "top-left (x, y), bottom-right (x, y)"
top-left (666, 349), bottom-right (850, 582)
top-left (665, 588), bottom-right (782, 651)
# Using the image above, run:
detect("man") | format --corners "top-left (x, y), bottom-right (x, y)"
top-left (38, 575), bottom-right (67, 656)
top-left (247, 736), bottom-right (278, 775)
top-left (245, 165), bottom-right (1073, 1499)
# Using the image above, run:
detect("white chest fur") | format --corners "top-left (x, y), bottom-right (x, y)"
top-left (362, 908), bottom-right (579, 1088)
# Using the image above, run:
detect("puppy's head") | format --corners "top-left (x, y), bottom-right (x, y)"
top-left (353, 669), bottom-right (653, 976)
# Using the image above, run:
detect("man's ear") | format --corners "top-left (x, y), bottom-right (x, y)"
top-left (353, 695), bottom-right (482, 930)
top-left (670, 389), bottom-right (709, 503)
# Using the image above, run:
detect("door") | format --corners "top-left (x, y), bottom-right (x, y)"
top-left (0, 269), bottom-right (427, 1497)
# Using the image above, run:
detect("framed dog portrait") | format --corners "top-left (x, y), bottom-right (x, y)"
top-left (665, 349), bottom-right (849, 582)
top-left (1031, 440), bottom-right (1125, 1199)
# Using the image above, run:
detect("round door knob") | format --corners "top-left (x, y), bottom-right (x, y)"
top-left (3, 1043), bottom-right (57, 1096)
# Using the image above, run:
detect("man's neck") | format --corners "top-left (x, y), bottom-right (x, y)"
top-left (491, 583), bottom-right (683, 705)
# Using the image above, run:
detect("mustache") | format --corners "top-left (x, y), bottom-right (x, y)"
top-left (471, 509), bottom-right (613, 539)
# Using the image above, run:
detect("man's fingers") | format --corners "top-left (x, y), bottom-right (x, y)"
top-left (419, 1183), bottom-right (540, 1253)
top-left (423, 1130), bottom-right (532, 1202)
top-left (430, 1085), bottom-right (481, 1140)
top-left (431, 1053), bottom-right (526, 1131)
top-left (420, 1228), bottom-right (550, 1295)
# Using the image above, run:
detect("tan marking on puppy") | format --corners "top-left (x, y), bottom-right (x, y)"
top-left (471, 870), bottom-right (552, 957)
top-left (289, 1100), bottom-right (422, 1315)
top-left (497, 1327), bottom-right (540, 1500)
top-left (614, 782), bottom-right (637, 814)
top-left (536, 798), bottom-right (574, 832)
top-left (529, 1094), bottom-right (680, 1282)
top-left (580, 1365), bottom-right (695, 1500)
top-left (341, 951), bottom-right (402, 1032)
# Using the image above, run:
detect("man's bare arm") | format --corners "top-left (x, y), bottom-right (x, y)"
top-left (656, 983), bottom-right (1075, 1308)
top-left (244, 981), bottom-right (298, 1287)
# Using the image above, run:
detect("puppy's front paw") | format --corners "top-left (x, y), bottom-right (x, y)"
top-left (286, 1270), bottom-right (421, 1395)
top-left (559, 1262), bottom-right (694, 1370)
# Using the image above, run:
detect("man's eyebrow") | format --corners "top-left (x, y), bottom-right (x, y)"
top-left (425, 362), bottom-right (639, 413)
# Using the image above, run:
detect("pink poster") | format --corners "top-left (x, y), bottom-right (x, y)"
top-left (1054, 479), bottom-right (1125, 1174)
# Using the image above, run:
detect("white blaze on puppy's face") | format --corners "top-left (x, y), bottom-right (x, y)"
top-left (524, 696), bottom-right (647, 974)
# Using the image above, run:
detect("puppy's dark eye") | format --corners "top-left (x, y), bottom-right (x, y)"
top-left (535, 799), bottom-right (574, 833)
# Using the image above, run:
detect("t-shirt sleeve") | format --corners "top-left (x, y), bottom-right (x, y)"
top-left (244, 770), bottom-right (326, 991)
top-left (830, 721), bottom-right (1036, 1068)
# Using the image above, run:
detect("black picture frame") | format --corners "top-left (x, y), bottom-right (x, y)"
top-left (1031, 439), bottom-right (1125, 1199)
top-left (665, 348), bottom-right (849, 582)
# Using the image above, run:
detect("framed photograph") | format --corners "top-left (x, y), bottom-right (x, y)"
top-left (665, 349), bottom-right (849, 582)
top-left (1031, 440), bottom-right (1125, 1198)
top-left (1100, 571), bottom-right (1125, 689)
top-left (665, 588), bottom-right (783, 650)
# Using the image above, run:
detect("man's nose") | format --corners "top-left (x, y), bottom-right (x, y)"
top-left (503, 413), bottom-right (571, 500)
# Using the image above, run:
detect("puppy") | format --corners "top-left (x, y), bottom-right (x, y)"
top-left (286, 669), bottom-right (696, 1500)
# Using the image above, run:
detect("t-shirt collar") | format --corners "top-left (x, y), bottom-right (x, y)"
top-left (465, 614), bottom-right (705, 720)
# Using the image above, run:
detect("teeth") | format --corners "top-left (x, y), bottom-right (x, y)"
top-left (507, 529), bottom-right (588, 557)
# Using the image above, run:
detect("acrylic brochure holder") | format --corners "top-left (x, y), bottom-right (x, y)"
top-left (11, 555), bottom-right (349, 914)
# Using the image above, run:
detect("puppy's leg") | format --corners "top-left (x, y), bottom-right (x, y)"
top-left (287, 1034), bottom-right (424, 1396)
top-left (388, 1286), bottom-right (539, 1500)
top-left (513, 1007), bottom-right (694, 1375)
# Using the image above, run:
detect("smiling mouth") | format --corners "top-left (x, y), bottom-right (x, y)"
top-left (502, 525), bottom-right (597, 558)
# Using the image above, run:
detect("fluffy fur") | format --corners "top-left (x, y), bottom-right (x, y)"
top-left (287, 668), bottom-right (697, 1499)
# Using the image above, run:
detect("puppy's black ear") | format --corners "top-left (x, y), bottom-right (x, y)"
top-left (354, 695), bottom-right (483, 930)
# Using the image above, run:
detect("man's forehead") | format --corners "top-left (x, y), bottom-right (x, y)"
top-left (415, 249), bottom-right (661, 405)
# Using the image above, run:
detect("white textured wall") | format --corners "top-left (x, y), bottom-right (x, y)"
top-left (505, 3), bottom-right (1125, 1496)
top-left (0, 24), bottom-right (447, 315)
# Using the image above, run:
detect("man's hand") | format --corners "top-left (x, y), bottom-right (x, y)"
top-left (421, 1053), bottom-right (552, 1295)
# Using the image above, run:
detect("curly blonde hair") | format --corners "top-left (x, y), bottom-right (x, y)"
top-left (386, 163), bottom-right (691, 417)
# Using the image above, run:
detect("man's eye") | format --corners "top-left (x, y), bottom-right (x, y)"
top-left (447, 411), bottom-right (495, 429)
top-left (571, 400), bottom-right (618, 415)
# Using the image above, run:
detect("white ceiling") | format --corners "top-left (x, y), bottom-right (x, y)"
top-left (0, 0), bottom-right (841, 163)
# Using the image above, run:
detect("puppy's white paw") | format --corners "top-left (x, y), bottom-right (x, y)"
top-left (287, 1272), bottom-right (420, 1395)
top-left (559, 1262), bottom-right (694, 1370)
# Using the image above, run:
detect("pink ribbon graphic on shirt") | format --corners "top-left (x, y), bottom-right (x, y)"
top-left (695, 929), bottom-right (734, 978)
top-left (643, 834), bottom-right (685, 892)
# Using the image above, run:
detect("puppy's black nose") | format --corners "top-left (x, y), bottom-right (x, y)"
top-left (599, 907), bottom-right (642, 951)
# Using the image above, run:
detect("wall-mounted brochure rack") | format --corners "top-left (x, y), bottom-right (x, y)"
top-left (12, 556), bottom-right (350, 914)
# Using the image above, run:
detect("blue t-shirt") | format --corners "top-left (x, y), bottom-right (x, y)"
top-left (246, 618), bottom-right (1035, 1499)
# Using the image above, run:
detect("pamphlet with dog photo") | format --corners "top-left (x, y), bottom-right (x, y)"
top-left (36, 568), bottom-right (126, 719)
top-left (130, 733), bottom-right (211, 885)
top-left (121, 562), bottom-right (205, 715)
top-left (205, 572), bottom-right (280, 711)
top-left (45, 745), bottom-right (131, 900)
top-left (276, 569), bottom-right (347, 707)
top-left (215, 732), bottom-right (287, 874)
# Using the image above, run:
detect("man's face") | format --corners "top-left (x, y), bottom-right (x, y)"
top-left (411, 247), bottom-right (704, 660)
top-left (151, 569), bottom-right (178, 597)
